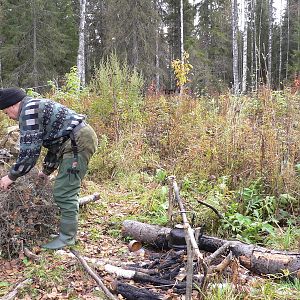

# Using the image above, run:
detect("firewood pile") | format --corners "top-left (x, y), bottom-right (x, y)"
top-left (0, 168), bottom-right (58, 258)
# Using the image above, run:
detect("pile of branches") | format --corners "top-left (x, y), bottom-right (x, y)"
top-left (0, 168), bottom-right (58, 258)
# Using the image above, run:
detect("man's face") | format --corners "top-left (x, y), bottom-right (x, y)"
top-left (3, 105), bottom-right (18, 120)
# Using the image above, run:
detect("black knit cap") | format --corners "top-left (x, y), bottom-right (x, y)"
top-left (0, 88), bottom-right (26, 110)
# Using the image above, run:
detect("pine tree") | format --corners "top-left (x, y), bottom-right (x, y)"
top-left (0, 0), bottom-right (78, 88)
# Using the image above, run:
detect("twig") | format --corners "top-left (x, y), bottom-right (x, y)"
top-left (23, 247), bottom-right (41, 262)
top-left (70, 249), bottom-right (118, 300)
top-left (205, 241), bottom-right (235, 266)
top-left (196, 199), bottom-right (224, 219)
top-left (0, 279), bottom-right (32, 300)
top-left (210, 251), bottom-right (233, 273)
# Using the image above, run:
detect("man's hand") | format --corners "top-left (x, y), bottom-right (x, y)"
top-left (0, 175), bottom-right (14, 190)
top-left (38, 171), bottom-right (49, 184)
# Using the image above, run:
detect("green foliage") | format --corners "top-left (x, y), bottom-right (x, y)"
top-left (89, 53), bottom-right (144, 129)
top-left (0, 0), bottom-right (78, 87)
top-left (50, 66), bottom-right (87, 112)
top-left (266, 223), bottom-right (300, 251)
top-left (220, 177), bottom-right (300, 244)
top-left (249, 279), bottom-right (300, 300)
top-left (0, 281), bottom-right (11, 297)
top-left (154, 168), bottom-right (168, 183)
top-left (204, 282), bottom-right (244, 300)
top-left (26, 88), bottom-right (41, 98)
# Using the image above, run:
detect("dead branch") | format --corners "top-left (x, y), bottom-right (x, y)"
top-left (196, 199), bottom-right (223, 219)
top-left (70, 249), bottom-right (118, 300)
top-left (0, 279), bottom-right (32, 300)
top-left (210, 251), bottom-right (233, 273)
top-left (23, 247), bottom-right (41, 262)
top-left (205, 241), bottom-right (235, 266)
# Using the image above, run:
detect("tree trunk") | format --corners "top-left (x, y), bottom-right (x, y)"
top-left (0, 58), bottom-right (3, 88)
top-left (278, 0), bottom-right (283, 88)
top-left (155, 28), bottom-right (160, 92)
top-left (132, 28), bottom-right (139, 67)
top-left (252, 0), bottom-right (259, 91)
top-left (231, 0), bottom-right (239, 94)
top-left (77, 0), bottom-right (86, 87)
top-left (242, 0), bottom-right (249, 93)
top-left (258, 2), bottom-right (263, 85)
top-left (180, 0), bottom-right (184, 96)
top-left (32, 1), bottom-right (38, 88)
top-left (286, 0), bottom-right (290, 80)
top-left (267, 0), bottom-right (273, 88)
top-left (122, 220), bottom-right (300, 278)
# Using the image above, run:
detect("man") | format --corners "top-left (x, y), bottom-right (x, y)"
top-left (0, 88), bottom-right (98, 250)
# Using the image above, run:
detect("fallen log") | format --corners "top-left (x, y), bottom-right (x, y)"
top-left (122, 220), bottom-right (171, 249)
top-left (122, 220), bottom-right (300, 278)
top-left (78, 193), bottom-right (100, 206)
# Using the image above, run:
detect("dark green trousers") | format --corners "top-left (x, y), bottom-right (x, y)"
top-left (53, 124), bottom-right (98, 221)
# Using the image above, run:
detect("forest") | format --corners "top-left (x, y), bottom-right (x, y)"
top-left (0, 0), bottom-right (300, 300)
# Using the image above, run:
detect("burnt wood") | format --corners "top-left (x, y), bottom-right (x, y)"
top-left (122, 220), bottom-right (300, 278)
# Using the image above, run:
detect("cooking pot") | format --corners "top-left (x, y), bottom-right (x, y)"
top-left (168, 224), bottom-right (187, 249)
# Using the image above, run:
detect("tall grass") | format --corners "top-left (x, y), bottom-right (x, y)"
top-left (48, 62), bottom-right (300, 225)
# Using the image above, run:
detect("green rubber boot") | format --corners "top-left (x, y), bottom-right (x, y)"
top-left (42, 219), bottom-right (78, 250)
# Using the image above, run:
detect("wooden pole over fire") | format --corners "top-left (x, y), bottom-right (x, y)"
top-left (168, 176), bottom-right (208, 299)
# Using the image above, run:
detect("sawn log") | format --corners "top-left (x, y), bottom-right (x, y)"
top-left (122, 220), bottom-right (300, 278)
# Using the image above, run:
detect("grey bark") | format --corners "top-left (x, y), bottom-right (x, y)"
top-left (156, 28), bottom-right (160, 92)
top-left (180, 0), bottom-right (184, 62)
top-left (232, 0), bottom-right (239, 94)
top-left (77, 0), bottom-right (86, 87)
top-left (132, 28), bottom-right (138, 67)
top-left (286, 0), bottom-right (290, 80)
top-left (258, 2), bottom-right (263, 85)
top-left (267, 0), bottom-right (273, 87)
top-left (242, 0), bottom-right (249, 93)
top-left (32, 1), bottom-right (38, 88)
top-left (0, 59), bottom-right (3, 88)
top-left (180, 0), bottom-right (184, 96)
top-left (250, 0), bottom-right (258, 91)
top-left (278, 0), bottom-right (283, 88)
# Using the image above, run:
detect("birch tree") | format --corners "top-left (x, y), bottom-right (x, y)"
top-left (242, 0), bottom-right (249, 93)
top-left (267, 0), bottom-right (273, 87)
top-left (180, 0), bottom-right (184, 95)
top-left (250, 0), bottom-right (258, 91)
top-left (232, 0), bottom-right (239, 94)
top-left (77, 0), bottom-right (87, 87)
top-left (32, 1), bottom-right (38, 88)
top-left (278, 0), bottom-right (283, 88)
top-left (286, 0), bottom-right (290, 80)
